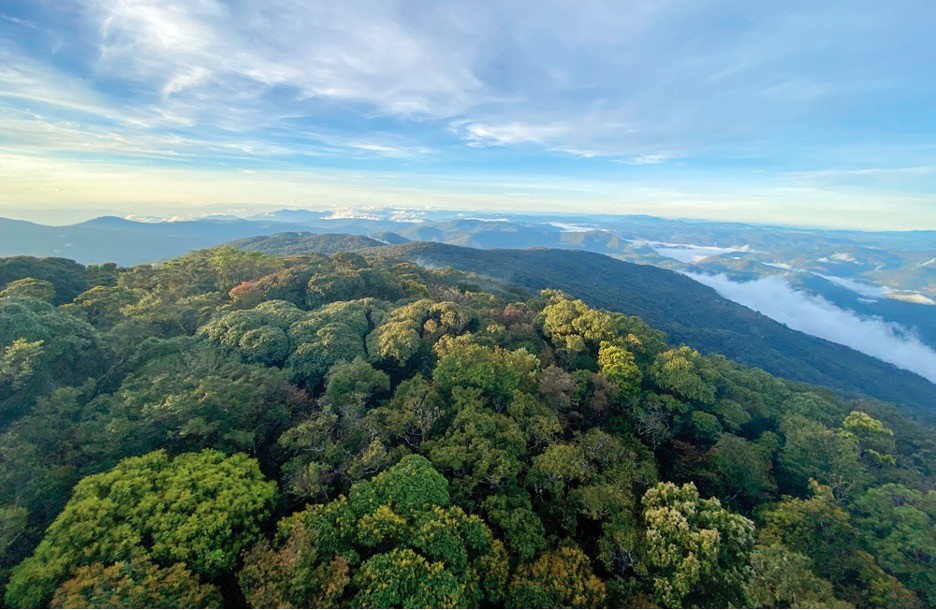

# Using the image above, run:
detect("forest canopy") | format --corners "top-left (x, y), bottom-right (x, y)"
top-left (0, 248), bottom-right (933, 608)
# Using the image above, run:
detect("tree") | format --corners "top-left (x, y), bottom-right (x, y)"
top-left (506, 547), bottom-right (606, 608)
top-left (649, 347), bottom-right (717, 406)
top-left (0, 505), bottom-right (28, 560)
top-left (0, 278), bottom-right (55, 301)
top-left (755, 480), bottom-right (919, 606)
top-left (198, 299), bottom-right (303, 366)
top-left (83, 337), bottom-right (305, 462)
top-left (0, 297), bottom-right (102, 420)
top-left (366, 300), bottom-right (432, 367)
top-left (0, 256), bottom-right (94, 305)
top-left (639, 481), bottom-right (755, 607)
top-left (239, 455), bottom-right (508, 608)
top-left (432, 339), bottom-right (538, 408)
top-left (853, 484), bottom-right (935, 606)
top-left (323, 357), bottom-right (390, 408)
top-left (757, 480), bottom-right (854, 581)
top-left (207, 247), bottom-right (283, 293)
top-left (428, 388), bottom-right (527, 506)
top-left (353, 548), bottom-right (463, 608)
top-left (842, 411), bottom-right (897, 468)
top-left (778, 414), bottom-right (866, 499)
top-left (65, 284), bottom-right (139, 329)
top-left (287, 300), bottom-right (381, 386)
top-left (50, 559), bottom-right (221, 609)
top-left (5, 450), bottom-right (275, 607)
top-left (708, 433), bottom-right (777, 509)
top-left (597, 341), bottom-right (642, 398)
top-left (306, 272), bottom-right (366, 309)
top-left (0, 339), bottom-right (43, 390)
top-left (744, 543), bottom-right (844, 608)
top-left (632, 392), bottom-right (685, 451)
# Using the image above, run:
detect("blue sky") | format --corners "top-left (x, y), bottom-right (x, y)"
top-left (1, 0), bottom-right (934, 228)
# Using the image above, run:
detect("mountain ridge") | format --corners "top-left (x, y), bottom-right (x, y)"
top-left (366, 242), bottom-right (936, 413)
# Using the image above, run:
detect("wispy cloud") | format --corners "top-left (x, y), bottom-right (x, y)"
top-left (451, 120), bottom-right (571, 148)
top-left (620, 154), bottom-right (677, 166)
top-left (0, 0), bottom-right (934, 226)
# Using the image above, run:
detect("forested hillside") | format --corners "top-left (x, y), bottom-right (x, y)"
top-left (231, 238), bottom-right (936, 412)
top-left (0, 248), bottom-right (933, 608)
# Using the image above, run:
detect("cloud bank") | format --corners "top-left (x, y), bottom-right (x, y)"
top-left (685, 272), bottom-right (936, 384)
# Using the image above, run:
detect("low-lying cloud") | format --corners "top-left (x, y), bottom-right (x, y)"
top-left (685, 272), bottom-right (936, 384)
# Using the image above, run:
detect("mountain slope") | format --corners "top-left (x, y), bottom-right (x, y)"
top-left (371, 242), bottom-right (935, 412)
top-left (227, 232), bottom-right (382, 256)
top-left (0, 217), bottom-right (324, 265)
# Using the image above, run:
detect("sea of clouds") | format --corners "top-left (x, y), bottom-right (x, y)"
top-left (684, 272), bottom-right (936, 384)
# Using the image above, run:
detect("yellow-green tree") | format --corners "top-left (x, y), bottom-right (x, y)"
top-left (5, 450), bottom-right (275, 608)
top-left (506, 546), bottom-right (606, 608)
top-left (640, 481), bottom-right (755, 607)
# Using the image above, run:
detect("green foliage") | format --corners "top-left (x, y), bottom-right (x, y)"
top-left (5, 450), bottom-right (275, 607)
top-left (757, 480), bottom-right (854, 579)
top-left (640, 481), bottom-right (755, 607)
top-left (429, 388), bottom-right (527, 506)
top-left (0, 248), bottom-right (932, 608)
top-left (650, 346), bottom-right (717, 406)
top-left (843, 410), bottom-right (897, 467)
top-left (239, 455), bottom-right (508, 608)
top-left (744, 543), bottom-right (844, 608)
top-left (287, 299), bottom-right (383, 386)
top-left (365, 299), bottom-right (432, 367)
top-left (84, 337), bottom-right (306, 460)
top-left (0, 505), bottom-right (28, 560)
top-left (778, 414), bottom-right (866, 498)
top-left (755, 480), bottom-right (921, 606)
top-left (199, 300), bottom-right (303, 366)
top-left (853, 484), bottom-right (936, 606)
top-left (206, 247), bottom-right (284, 293)
top-left (708, 433), bottom-right (777, 509)
top-left (353, 548), bottom-right (463, 608)
top-left (324, 357), bottom-right (390, 408)
top-left (0, 339), bottom-right (44, 390)
top-left (433, 338), bottom-right (538, 407)
top-left (597, 341), bottom-right (642, 398)
top-left (65, 284), bottom-right (139, 329)
top-left (0, 297), bottom-right (102, 420)
top-left (0, 256), bottom-right (98, 305)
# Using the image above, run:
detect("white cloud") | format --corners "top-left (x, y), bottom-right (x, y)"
top-left (685, 272), bottom-right (936, 384)
top-left (815, 273), bottom-right (888, 298)
top-left (452, 120), bottom-right (570, 148)
top-left (622, 154), bottom-right (676, 165)
top-left (822, 252), bottom-right (860, 264)
top-left (162, 66), bottom-right (211, 97)
top-left (85, 0), bottom-right (485, 119)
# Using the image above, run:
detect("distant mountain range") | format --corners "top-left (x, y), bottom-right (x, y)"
top-left (2, 209), bottom-right (933, 404)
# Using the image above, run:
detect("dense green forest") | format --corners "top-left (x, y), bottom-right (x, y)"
top-left (0, 248), bottom-right (933, 608)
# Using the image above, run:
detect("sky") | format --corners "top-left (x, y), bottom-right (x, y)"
top-left (1, 0), bottom-right (935, 228)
